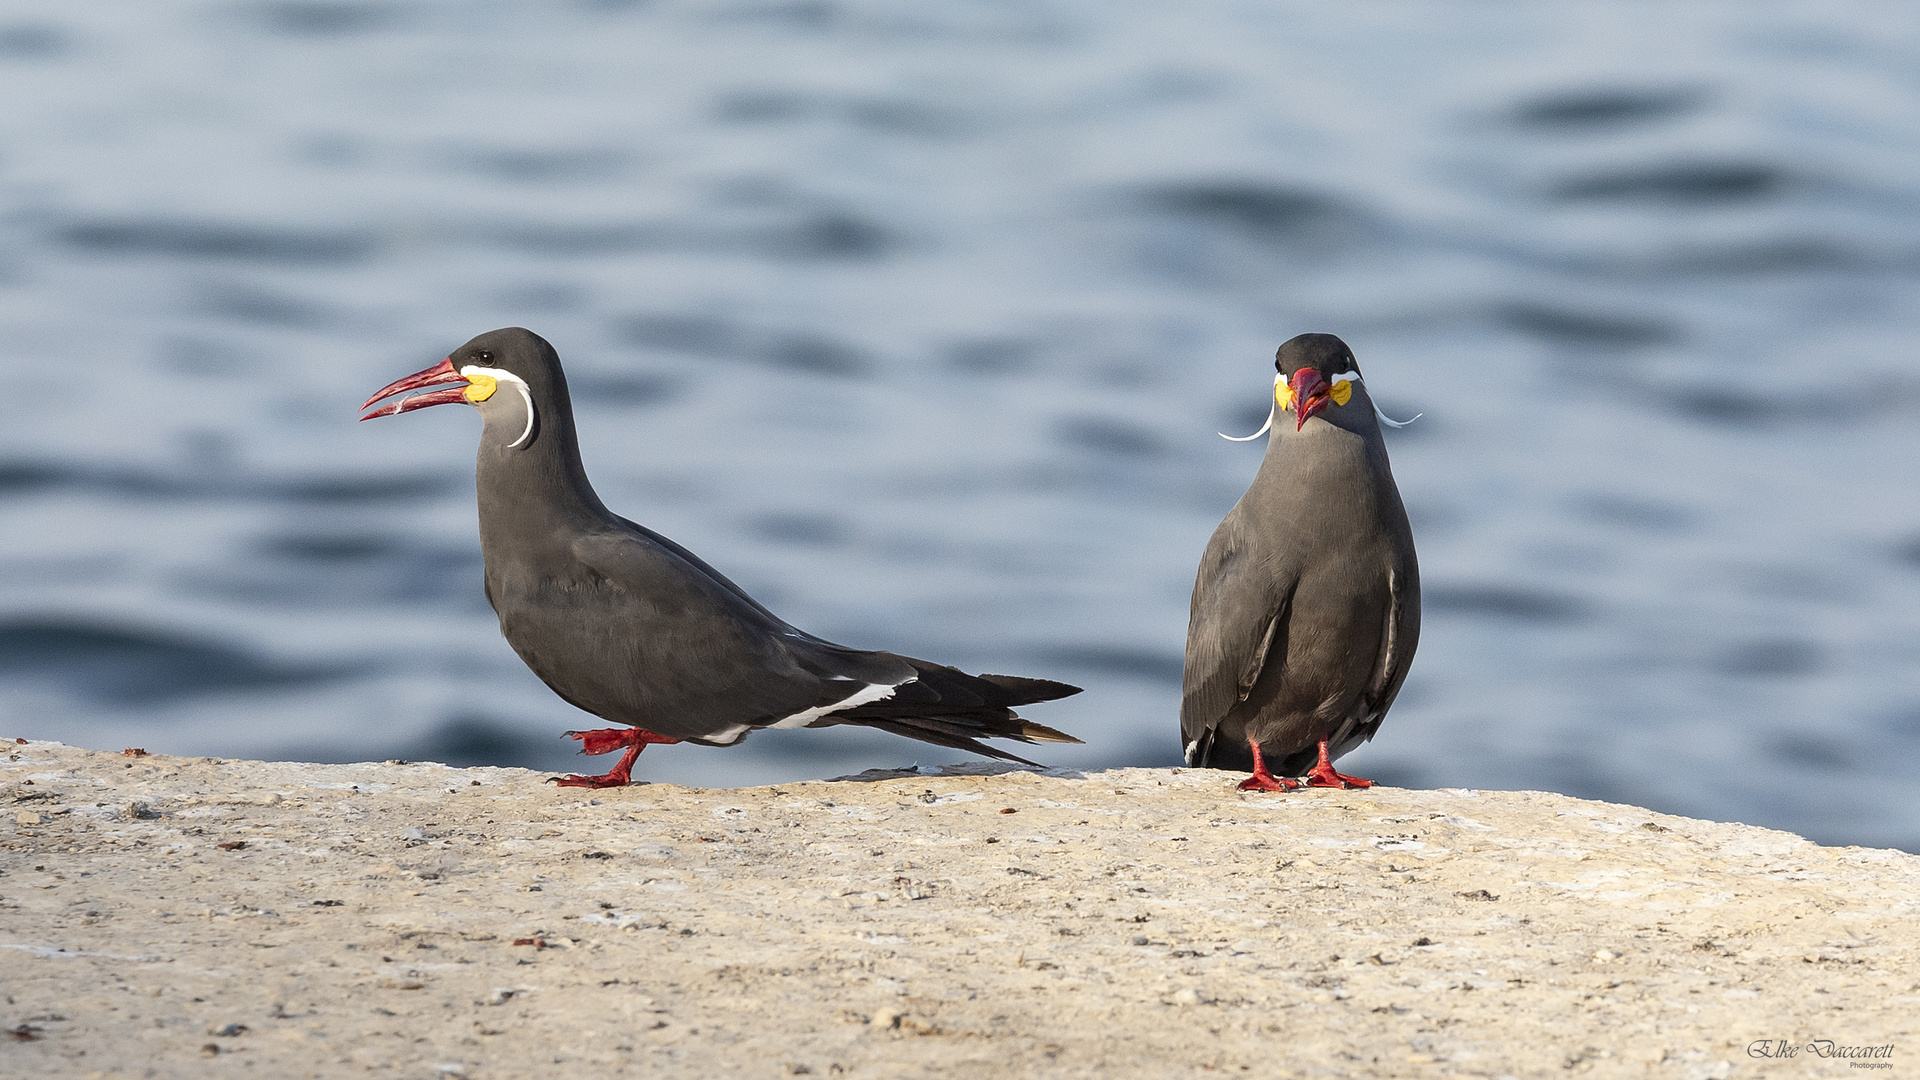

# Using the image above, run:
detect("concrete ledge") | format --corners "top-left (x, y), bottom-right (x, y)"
top-left (3, 741), bottom-right (1915, 1078)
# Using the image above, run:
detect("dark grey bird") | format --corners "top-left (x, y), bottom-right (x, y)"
top-left (1181, 333), bottom-right (1419, 791)
top-left (360, 327), bottom-right (1081, 787)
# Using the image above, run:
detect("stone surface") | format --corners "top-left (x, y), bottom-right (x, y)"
top-left (2, 740), bottom-right (1914, 1078)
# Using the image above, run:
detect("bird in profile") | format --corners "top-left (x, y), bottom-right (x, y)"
top-left (1182, 333), bottom-right (1420, 791)
top-left (361, 327), bottom-right (1081, 787)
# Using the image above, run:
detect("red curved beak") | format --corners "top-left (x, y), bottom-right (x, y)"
top-left (360, 358), bottom-right (468, 420)
top-left (1291, 367), bottom-right (1331, 431)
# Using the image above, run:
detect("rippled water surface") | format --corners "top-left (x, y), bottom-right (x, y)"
top-left (4, 2), bottom-right (1919, 850)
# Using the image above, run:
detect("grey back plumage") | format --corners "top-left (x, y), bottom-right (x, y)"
top-left (1182, 335), bottom-right (1419, 776)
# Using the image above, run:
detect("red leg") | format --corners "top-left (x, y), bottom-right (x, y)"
top-left (1237, 738), bottom-right (1301, 792)
top-left (1304, 739), bottom-right (1372, 789)
top-left (552, 728), bottom-right (681, 788)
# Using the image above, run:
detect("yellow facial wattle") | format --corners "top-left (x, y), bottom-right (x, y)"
top-left (463, 374), bottom-right (498, 403)
top-left (1279, 375), bottom-right (1354, 412)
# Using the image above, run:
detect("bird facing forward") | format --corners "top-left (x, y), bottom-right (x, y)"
top-left (361, 328), bottom-right (1081, 786)
top-left (1182, 333), bottom-right (1420, 791)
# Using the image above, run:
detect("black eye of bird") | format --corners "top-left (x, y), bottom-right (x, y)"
top-left (478, 351), bottom-right (492, 362)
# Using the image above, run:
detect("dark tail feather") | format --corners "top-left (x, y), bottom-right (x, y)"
top-left (976, 673), bottom-right (1082, 706)
top-left (1013, 719), bottom-right (1081, 744)
top-left (816, 657), bottom-right (1083, 759)
top-left (851, 719), bottom-right (1042, 767)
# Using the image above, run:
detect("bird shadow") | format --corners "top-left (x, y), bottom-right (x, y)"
top-left (827, 762), bottom-right (1087, 783)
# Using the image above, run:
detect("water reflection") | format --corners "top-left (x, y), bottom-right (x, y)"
top-left (1, 2), bottom-right (1917, 854)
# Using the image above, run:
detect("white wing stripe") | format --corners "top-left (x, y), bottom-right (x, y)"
top-left (768, 681), bottom-right (901, 729)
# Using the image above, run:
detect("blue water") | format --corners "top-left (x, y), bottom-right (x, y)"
top-left (4, 2), bottom-right (1919, 851)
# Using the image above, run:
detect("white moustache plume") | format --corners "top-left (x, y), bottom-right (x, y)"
top-left (1217, 370), bottom-right (1420, 441)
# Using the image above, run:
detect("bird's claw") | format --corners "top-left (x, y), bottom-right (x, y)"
top-left (564, 728), bottom-right (640, 756)
top-left (564, 727), bottom-right (680, 756)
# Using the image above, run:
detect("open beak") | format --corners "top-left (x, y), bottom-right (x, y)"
top-left (1290, 367), bottom-right (1331, 431)
top-left (360, 358), bottom-right (469, 420)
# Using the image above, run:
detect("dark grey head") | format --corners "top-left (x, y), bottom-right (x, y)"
top-left (1271, 333), bottom-right (1368, 433)
top-left (1220, 331), bottom-right (1420, 450)
top-left (362, 327), bottom-right (608, 528)
top-left (1274, 332), bottom-right (1357, 381)
top-left (448, 327), bottom-right (567, 408)
top-left (448, 327), bottom-right (574, 452)
top-left (360, 326), bottom-right (574, 452)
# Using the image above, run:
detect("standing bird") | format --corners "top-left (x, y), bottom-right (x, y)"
top-left (361, 327), bottom-right (1081, 787)
top-left (1182, 334), bottom-right (1420, 791)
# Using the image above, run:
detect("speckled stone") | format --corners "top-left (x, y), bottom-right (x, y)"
top-left (3, 741), bottom-right (1914, 1078)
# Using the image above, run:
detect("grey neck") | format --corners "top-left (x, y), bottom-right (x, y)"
top-left (473, 395), bottom-right (612, 563)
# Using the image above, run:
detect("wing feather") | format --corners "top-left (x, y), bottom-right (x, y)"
top-left (539, 527), bottom-right (825, 740)
top-left (1343, 563), bottom-right (1420, 750)
top-left (1180, 514), bottom-right (1297, 756)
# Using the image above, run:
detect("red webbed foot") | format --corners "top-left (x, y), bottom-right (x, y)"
top-left (1235, 737), bottom-right (1302, 793)
top-left (1303, 739), bottom-right (1372, 789)
top-left (1304, 769), bottom-right (1372, 789)
top-left (1237, 771), bottom-right (1302, 793)
top-left (550, 728), bottom-right (680, 787)
top-left (552, 769), bottom-right (637, 789)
